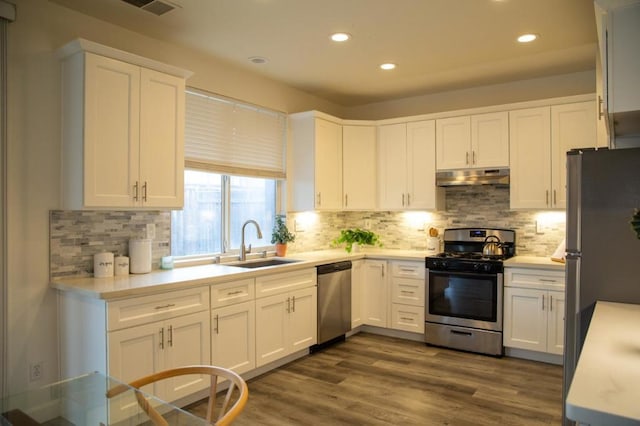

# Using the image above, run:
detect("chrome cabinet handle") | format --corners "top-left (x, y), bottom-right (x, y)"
top-left (400, 317), bottom-right (413, 321)
top-left (472, 151), bottom-right (476, 165)
top-left (286, 297), bottom-right (291, 313)
top-left (542, 295), bottom-right (545, 311)
top-left (539, 279), bottom-right (557, 283)
top-left (407, 193), bottom-right (411, 206)
top-left (466, 152), bottom-right (469, 165)
top-left (167, 325), bottom-right (173, 347)
top-left (550, 295), bottom-right (553, 312)
top-left (381, 264), bottom-right (385, 277)
top-left (227, 290), bottom-right (243, 296)
top-left (133, 181), bottom-right (139, 201)
top-left (154, 303), bottom-right (176, 310)
top-left (402, 194), bottom-right (405, 206)
top-left (159, 327), bottom-right (164, 350)
top-left (400, 290), bottom-right (414, 294)
top-left (214, 314), bottom-right (219, 334)
top-left (345, 194), bottom-right (348, 207)
top-left (142, 181), bottom-right (148, 202)
top-left (292, 296), bottom-right (296, 313)
top-left (546, 190), bottom-right (549, 206)
top-left (553, 190), bottom-right (557, 206)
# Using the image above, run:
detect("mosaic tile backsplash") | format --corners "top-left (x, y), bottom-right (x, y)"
top-left (49, 186), bottom-right (565, 277)
top-left (50, 210), bottom-right (171, 278)
top-left (288, 186), bottom-right (565, 257)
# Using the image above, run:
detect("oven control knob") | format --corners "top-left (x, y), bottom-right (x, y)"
top-left (483, 264), bottom-right (493, 273)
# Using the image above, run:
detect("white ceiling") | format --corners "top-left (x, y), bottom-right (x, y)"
top-left (50, 0), bottom-right (597, 107)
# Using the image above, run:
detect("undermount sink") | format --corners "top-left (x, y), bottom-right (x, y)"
top-left (228, 258), bottom-right (302, 269)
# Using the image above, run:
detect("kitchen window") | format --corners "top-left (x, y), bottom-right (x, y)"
top-left (171, 88), bottom-right (285, 259)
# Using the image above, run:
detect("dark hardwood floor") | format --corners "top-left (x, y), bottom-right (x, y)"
top-left (187, 332), bottom-right (563, 425)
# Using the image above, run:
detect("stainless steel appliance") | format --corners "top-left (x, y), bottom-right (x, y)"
top-left (315, 261), bottom-right (352, 347)
top-left (563, 147), bottom-right (640, 425)
top-left (425, 228), bottom-right (516, 356)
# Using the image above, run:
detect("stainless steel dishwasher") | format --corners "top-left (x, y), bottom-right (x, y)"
top-left (315, 261), bottom-right (352, 347)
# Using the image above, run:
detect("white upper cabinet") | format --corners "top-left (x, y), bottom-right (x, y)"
top-left (342, 125), bottom-right (376, 210)
top-left (378, 120), bottom-right (442, 210)
top-left (289, 114), bottom-right (343, 211)
top-left (60, 40), bottom-right (189, 210)
top-left (436, 112), bottom-right (509, 170)
top-left (510, 101), bottom-right (596, 209)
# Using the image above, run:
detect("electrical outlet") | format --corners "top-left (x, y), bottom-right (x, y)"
top-left (30, 362), bottom-right (43, 381)
top-left (146, 223), bottom-right (156, 240)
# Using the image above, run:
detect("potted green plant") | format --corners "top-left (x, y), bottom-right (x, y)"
top-left (271, 215), bottom-right (295, 256)
top-left (332, 228), bottom-right (382, 253)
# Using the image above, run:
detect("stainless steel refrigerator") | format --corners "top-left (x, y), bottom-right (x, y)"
top-left (563, 147), bottom-right (640, 425)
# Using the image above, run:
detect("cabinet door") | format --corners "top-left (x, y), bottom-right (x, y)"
top-left (509, 107), bottom-right (552, 209)
top-left (164, 311), bottom-right (211, 401)
top-left (406, 120), bottom-right (439, 210)
top-left (255, 294), bottom-right (288, 367)
top-left (139, 68), bottom-right (185, 208)
top-left (547, 290), bottom-right (565, 355)
top-left (503, 287), bottom-right (547, 352)
top-left (351, 260), bottom-right (364, 328)
top-left (436, 116), bottom-right (470, 170)
top-left (289, 286), bottom-right (317, 352)
top-left (108, 322), bottom-right (163, 419)
top-left (362, 260), bottom-right (388, 327)
top-left (212, 300), bottom-right (256, 374)
top-left (377, 123), bottom-right (407, 210)
top-left (471, 112), bottom-right (509, 168)
top-left (342, 125), bottom-right (376, 210)
top-left (84, 53), bottom-right (139, 208)
top-left (551, 101), bottom-right (597, 209)
top-left (314, 118), bottom-right (343, 210)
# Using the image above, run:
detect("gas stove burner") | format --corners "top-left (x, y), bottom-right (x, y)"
top-left (434, 252), bottom-right (506, 261)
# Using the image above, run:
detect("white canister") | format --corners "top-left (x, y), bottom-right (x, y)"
top-left (94, 252), bottom-right (114, 278)
top-left (114, 256), bottom-right (130, 276)
top-left (129, 239), bottom-right (152, 274)
top-left (426, 237), bottom-right (440, 254)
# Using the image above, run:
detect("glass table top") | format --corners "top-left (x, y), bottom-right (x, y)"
top-left (0, 372), bottom-right (208, 425)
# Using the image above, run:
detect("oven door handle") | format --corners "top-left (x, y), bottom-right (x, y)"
top-left (428, 270), bottom-right (499, 279)
top-left (450, 329), bottom-right (473, 336)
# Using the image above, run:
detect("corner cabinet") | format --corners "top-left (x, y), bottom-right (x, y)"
top-left (377, 121), bottom-right (443, 210)
top-left (59, 40), bottom-right (190, 209)
top-left (503, 267), bottom-right (565, 356)
top-left (362, 260), bottom-right (388, 327)
top-left (509, 100), bottom-right (596, 209)
top-left (436, 112), bottom-right (509, 171)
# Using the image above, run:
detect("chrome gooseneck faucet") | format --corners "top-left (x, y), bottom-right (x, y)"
top-left (240, 219), bottom-right (263, 261)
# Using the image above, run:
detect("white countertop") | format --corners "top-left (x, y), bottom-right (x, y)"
top-left (51, 250), bottom-right (557, 300)
top-left (566, 301), bottom-right (640, 425)
top-left (504, 256), bottom-right (565, 271)
top-left (50, 249), bottom-right (428, 300)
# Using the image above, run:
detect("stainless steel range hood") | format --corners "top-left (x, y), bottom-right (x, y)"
top-left (436, 168), bottom-right (509, 186)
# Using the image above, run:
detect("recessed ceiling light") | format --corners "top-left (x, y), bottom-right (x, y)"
top-left (517, 33), bottom-right (538, 43)
top-left (380, 63), bottom-right (397, 70)
top-left (248, 56), bottom-right (268, 64)
top-left (330, 33), bottom-right (351, 42)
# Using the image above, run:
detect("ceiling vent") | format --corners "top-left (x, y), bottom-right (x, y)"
top-left (121, 0), bottom-right (176, 16)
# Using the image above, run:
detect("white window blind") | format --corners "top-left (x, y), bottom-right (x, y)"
top-left (185, 89), bottom-right (286, 178)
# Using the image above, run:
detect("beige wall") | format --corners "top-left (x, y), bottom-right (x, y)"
top-left (6, 0), bottom-right (594, 393)
top-left (344, 70), bottom-right (596, 120)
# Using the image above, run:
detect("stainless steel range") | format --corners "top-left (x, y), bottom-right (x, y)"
top-left (425, 228), bottom-right (515, 356)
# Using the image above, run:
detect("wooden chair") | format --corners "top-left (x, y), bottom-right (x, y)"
top-left (107, 365), bottom-right (248, 426)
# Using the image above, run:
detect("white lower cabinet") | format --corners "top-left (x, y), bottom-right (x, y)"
top-left (389, 261), bottom-right (425, 333)
top-left (503, 267), bottom-right (565, 355)
top-left (362, 260), bottom-right (388, 327)
top-left (351, 259), bottom-right (364, 328)
top-left (255, 269), bottom-right (317, 367)
top-left (211, 300), bottom-right (255, 374)
top-left (108, 310), bottom-right (210, 420)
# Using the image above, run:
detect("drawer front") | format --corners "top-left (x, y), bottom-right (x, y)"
top-left (505, 268), bottom-right (565, 291)
top-left (107, 287), bottom-right (209, 331)
top-left (211, 278), bottom-right (255, 308)
top-left (391, 278), bottom-right (425, 307)
top-left (391, 261), bottom-right (425, 279)
top-left (255, 268), bottom-right (317, 298)
top-left (391, 304), bottom-right (425, 333)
